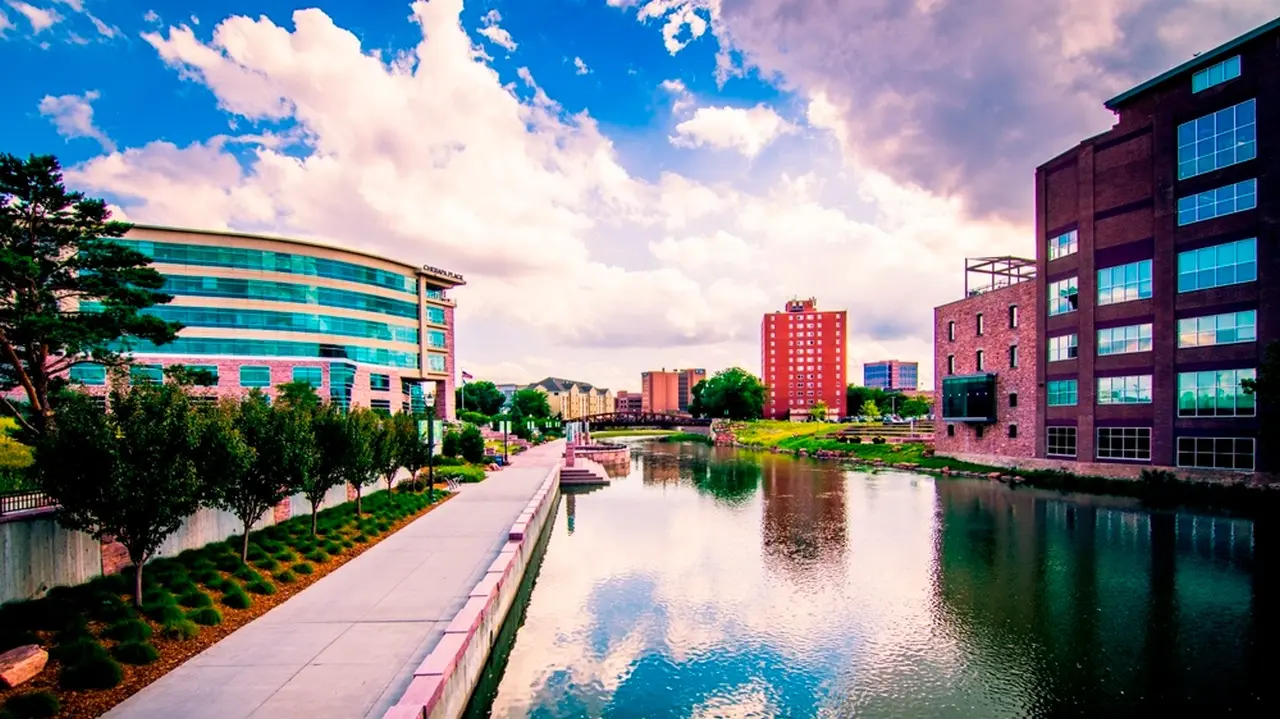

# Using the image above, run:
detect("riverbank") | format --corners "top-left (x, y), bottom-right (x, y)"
top-left (591, 429), bottom-right (676, 439)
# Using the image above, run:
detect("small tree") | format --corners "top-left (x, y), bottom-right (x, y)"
top-left (900, 397), bottom-right (931, 418)
top-left (276, 379), bottom-right (321, 411)
top-left (858, 399), bottom-right (881, 419)
top-left (460, 424), bottom-right (486, 464)
top-left (342, 407), bottom-right (380, 515)
top-left (37, 381), bottom-right (207, 607)
top-left (442, 428), bottom-right (461, 458)
top-left (397, 415), bottom-right (432, 495)
top-left (456, 380), bottom-right (506, 416)
top-left (372, 413), bottom-right (404, 494)
top-left (688, 368), bottom-right (766, 420)
top-left (808, 400), bottom-right (828, 422)
top-left (509, 402), bottom-right (531, 441)
top-left (304, 403), bottom-right (349, 535)
top-left (511, 388), bottom-right (552, 420)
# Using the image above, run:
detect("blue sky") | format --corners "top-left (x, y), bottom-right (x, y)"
top-left (2, 0), bottom-right (1274, 393)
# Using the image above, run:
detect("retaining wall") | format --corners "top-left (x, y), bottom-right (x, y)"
top-left (383, 464), bottom-right (562, 719)
top-left (939, 452), bottom-right (1280, 486)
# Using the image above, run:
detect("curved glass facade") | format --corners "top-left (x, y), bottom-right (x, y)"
top-left (161, 276), bottom-right (419, 319)
top-left (130, 337), bottom-right (420, 369)
top-left (142, 306), bottom-right (419, 344)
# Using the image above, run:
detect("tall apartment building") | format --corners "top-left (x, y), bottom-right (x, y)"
top-left (640, 368), bottom-right (706, 414)
top-left (1036, 17), bottom-right (1278, 473)
top-left (863, 360), bottom-right (919, 391)
top-left (761, 298), bottom-right (847, 420)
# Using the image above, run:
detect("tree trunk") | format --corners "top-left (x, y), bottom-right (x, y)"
top-left (355, 485), bottom-right (362, 515)
top-left (241, 523), bottom-right (252, 564)
top-left (386, 473), bottom-right (394, 494)
top-left (311, 503), bottom-right (319, 535)
top-left (131, 552), bottom-right (146, 608)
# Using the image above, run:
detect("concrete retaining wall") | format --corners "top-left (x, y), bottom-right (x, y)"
top-left (383, 464), bottom-right (562, 719)
top-left (938, 451), bottom-right (1280, 485)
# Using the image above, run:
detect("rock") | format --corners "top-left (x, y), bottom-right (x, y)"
top-left (987, 472), bottom-right (1003, 480)
top-left (0, 645), bottom-right (48, 689)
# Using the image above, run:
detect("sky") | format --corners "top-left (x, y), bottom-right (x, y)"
top-left (1, 0), bottom-right (1274, 395)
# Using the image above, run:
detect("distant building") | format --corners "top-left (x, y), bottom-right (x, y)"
top-left (761, 298), bottom-right (847, 420)
top-left (640, 368), bottom-right (705, 414)
top-left (935, 257), bottom-right (1038, 460)
top-left (524, 377), bottom-right (614, 420)
top-left (616, 390), bottom-right (643, 414)
top-left (495, 383), bottom-right (519, 409)
top-left (863, 360), bottom-right (919, 391)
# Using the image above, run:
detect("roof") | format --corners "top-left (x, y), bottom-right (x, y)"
top-left (129, 223), bottom-right (466, 287)
top-left (1104, 16), bottom-right (1280, 110)
top-left (526, 377), bottom-right (610, 394)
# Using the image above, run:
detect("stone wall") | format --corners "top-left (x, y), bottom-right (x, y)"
top-left (939, 451), bottom-right (1279, 485)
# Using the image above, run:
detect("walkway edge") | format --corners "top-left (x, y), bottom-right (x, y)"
top-left (381, 462), bottom-right (562, 719)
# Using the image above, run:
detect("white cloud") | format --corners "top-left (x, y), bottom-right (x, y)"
top-left (0, 9), bottom-right (14, 35)
top-left (477, 8), bottom-right (516, 52)
top-left (87, 13), bottom-right (116, 38)
top-left (573, 56), bottom-right (589, 75)
top-left (670, 104), bottom-right (793, 157)
top-left (6, 1), bottom-right (62, 33)
top-left (38, 89), bottom-right (116, 151)
top-left (52, 0), bottom-right (80, 11)
top-left (143, 9), bottom-right (159, 24)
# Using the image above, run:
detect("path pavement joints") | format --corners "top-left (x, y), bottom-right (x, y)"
top-left (105, 440), bottom-right (565, 719)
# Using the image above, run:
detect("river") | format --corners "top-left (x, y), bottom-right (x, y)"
top-left (467, 440), bottom-right (1276, 717)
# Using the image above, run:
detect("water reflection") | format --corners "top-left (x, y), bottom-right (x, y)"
top-left (474, 442), bottom-right (1275, 718)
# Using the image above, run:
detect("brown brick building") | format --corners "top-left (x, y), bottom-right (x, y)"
top-left (615, 390), bottom-right (643, 414)
top-left (935, 258), bottom-right (1038, 458)
top-left (762, 298), bottom-right (847, 420)
top-left (1036, 17), bottom-right (1278, 473)
top-left (639, 368), bottom-right (705, 414)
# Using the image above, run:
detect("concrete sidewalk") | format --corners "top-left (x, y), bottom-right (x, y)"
top-left (106, 440), bottom-right (565, 719)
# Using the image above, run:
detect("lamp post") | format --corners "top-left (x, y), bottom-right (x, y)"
top-left (426, 405), bottom-right (436, 502)
top-left (503, 419), bottom-right (509, 465)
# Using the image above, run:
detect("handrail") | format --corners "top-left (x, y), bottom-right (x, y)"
top-left (0, 489), bottom-right (57, 517)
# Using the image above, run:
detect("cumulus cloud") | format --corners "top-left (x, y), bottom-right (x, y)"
top-left (38, 89), bottom-right (115, 151)
top-left (5, 1), bottom-right (61, 33)
top-left (0, 9), bottom-right (14, 35)
top-left (573, 56), bottom-right (589, 75)
top-left (670, 104), bottom-right (793, 157)
top-left (477, 8), bottom-right (516, 52)
top-left (143, 9), bottom-right (159, 24)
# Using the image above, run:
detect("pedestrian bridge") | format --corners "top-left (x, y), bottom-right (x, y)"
top-left (574, 412), bottom-right (713, 429)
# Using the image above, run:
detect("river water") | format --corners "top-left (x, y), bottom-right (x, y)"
top-left (470, 440), bottom-right (1276, 717)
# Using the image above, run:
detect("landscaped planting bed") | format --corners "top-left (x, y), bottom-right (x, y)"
top-left (0, 486), bottom-right (453, 719)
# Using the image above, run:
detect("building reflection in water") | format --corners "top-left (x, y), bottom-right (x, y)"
top-left (930, 480), bottom-right (1273, 712)
top-left (760, 453), bottom-right (848, 585)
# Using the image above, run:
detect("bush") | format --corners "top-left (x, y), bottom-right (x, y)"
top-left (458, 410), bottom-right (490, 425)
top-left (111, 640), bottom-right (160, 665)
top-left (441, 429), bottom-right (461, 458)
top-left (105, 619), bottom-right (152, 643)
top-left (85, 590), bottom-right (133, 623)
top-left (159, 619), bottom-right (199, 641)
top-left (221, 588), bottom-right (252, 609)
top-left (3, 691), bottom-right (60, 719)
top-left (254, 557), bottom-right (280, 572)
top-left (431, 455), bottom-right (464, 467)
top-left (322, 540), bottom-right (342, 555)
top-left (212, 552), bottom-right (242, 572)
top-left (246, 580), bottom-right (276, 596)
top-left (305, 549), bottom-right (329, 564)
top-left (178, 590), bottom-right (213, 608)
top-left (274, 569), bottom-right (297, 584)
top-left (144, 603), bottom-right (185, 625)
top-left (1141, 469), bottom-right (1177, 487)
top-left (233, 566), bottom-right (264, 584)
top-left (433, 465), bottom-right (486, 484)
top-left (872, 436), bottom-right (887, 444)
top-left (273, 549), bottom-right (298, 563)
top-left (340, 539), bottom-right (354, 549)
top-left (0, 630), bottom-right (42, 653)
top-left (459, 425), bottom-right (486, 464)
top-left (292, 562), bottom-right (314, 575)
top-left (60, 654), bottom-right (123, 690)
top-left (187, 607), bottom-right (223, 626)
top-left (353, 533), bottom-right (369, 543)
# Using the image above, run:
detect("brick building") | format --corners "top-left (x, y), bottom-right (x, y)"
top-left (616, 390), bottom-right (643, 413)
top-left (1036, 17), bottom-right (1278, 473)
top-left (935, 257), bottom-right (1039, 458)
top-left (761, 298), bottom-right (847, 420)
top-left (639, 368), bottom-right (705, 414)
top-left (863, 360), bottom-right (919, 391)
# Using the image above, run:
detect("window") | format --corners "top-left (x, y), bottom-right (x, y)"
top-left (1097, 427), bottom-right (1151, 461)
top-left (1009, 345), bottom-right (1019, 369)
top-left (1177, 368), bottom-right (1256, 417)
top-left (427, 330), bottom-right (447, 348)
top-left (1048, 277), bottom-right (1079, 316)
top-left (1047, 229), bottom-right (1078, 260)
top-left (370, 398), bottom-right (393, 415)
top-left (1047, 427), bottom-right (1077, 457)
top-left (184, 365), bottom-right (219, 386)
top-left (427, 354), bottom-right (446, 372)
top-left (1191, 54), bottom-right (1241, 93)
top-left (1178, 310), bottom-right (1256, 348)
top-left (975, 350), bottom-right (985, 371)
top-left (1009, 305), bottom-right (1018, 329)
top-left (69, 363), bottom-right (106, 386)
top-left (130, 364), bottom-right (163, 384)
top-left (1047, 334), bottom-right (1078, 362)
top-left (975, 425), bottom-right (984, 439)
top-left (159, 275), bottom-right (419, 319)
top-left (293, 366), bottom-right (323, 387)
top-left (1097, 323), bottom-right (1153, 355)
top-left (946, 424), bottom-right (955, 437)
top-left (240, 366), bottom-right (272, 388)
top-left (1177, 179), bottom-right (1257, 225)
top-left (143, 305), bottom-right (420, 344)
top-left (947, 355), bottom-right (955, 375)
top-left (1097, 375), bottom-right (1153, 404)
top-left (976, 313), bottom-right (984, 336)
top-left (1177, 238), bottom-right (1256, 293)
top-left (1047, 379), bottom-right (1078, 407)
top-left (1008, 424), bottom-right (1018, 439)
top-left (1177, 437), bottom-right (1255, 471)
top-left (1097, 260), bottom-right (1152, 305)
top-left (426, 306), bottom-right (446, 324)
top-left (948, 321), bottom-right (955, 341)
top-left (1177, 99), bottom-right (1256, 179)
top-left (126, 337), bottom-right (420, 369)
top-left (1009, 393), bottom-right (1018, 408)
top-left (369, 373), bottom-right (391, 392)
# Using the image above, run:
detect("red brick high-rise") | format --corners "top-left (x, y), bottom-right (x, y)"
top-left (761, 298), bottom-right (847, 420)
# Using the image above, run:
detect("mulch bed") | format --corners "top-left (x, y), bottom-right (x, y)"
top-left (0, 485), bottom-right (455, 719)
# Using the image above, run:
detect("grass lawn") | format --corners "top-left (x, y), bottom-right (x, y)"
top-left (0, 484), bottom-right (453, 719)
top-left (592, 429), bottom-right (677, 438)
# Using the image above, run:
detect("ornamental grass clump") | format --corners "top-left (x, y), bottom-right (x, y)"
top-left (111, 640), bottom-right (159, 666)
top-left (159, 619), bottom-right (199, 641)
top-left (187, 607), bottom-right (223, 626)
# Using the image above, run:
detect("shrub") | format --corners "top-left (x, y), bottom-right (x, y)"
top-left (340, 539), bottom-right (354, 549)
top-left (433, 465), bottom-right (486, 484)
top-left (322, 540), bottom-right (342, 555)
top-left (144, 603), bottom-right (185, 625)
top-left (845, 436), bottom-right (862, 444)
top-left (221, 589), bottom-right (252, 610)
top-left (60, 654), bottom-right (123, 690)
top-left (305, 549), bottom-right (329, 564)
top-left (458, 410), bottom-right (490, 425)
top-left (159, 619), bottom-right (199, 641)
top-left (111, 640), bottom-right (160, 665)
top-left (50, 638), bottom-right (107, 666)
top-left (274, 569), bottom-right (297, 584)
top-left (255, 539), bottom-right (283, 555)
top-left (232, 565), bottom-right (264, 583)
top-left (254, 557), bottom-right (280, 572)
top-left (273, 549), bottom-right (298, 563)
top-left (872, 436), bottom-right (887, 444)
top-left (374, 521), bottom-right (390, 532)
top-left (3, 691), bottom-right (60, 719)
top-left (105, 619), bottom-right (152, 643)
top-left (167, 579), bottom-right (199, 597)
top-left (193, 568), bottom-right (223, 586)
top-left (459, 425), bottom-right (486, 463)
top-left (86, 590), bottom-right (132, 623)
top-left (178, 590), bottom-right (213, 608)
top-left (353, 534), bottom-right (369, 543)
top-left (431, 455), bottom-right (464, 467)
top-left (205, 576), bottom-right (230, 593)
top-left (1141, 469), bottom-right (1177, 487)
top-left (142, 587), bottom-right (176, 607)
top-left (187, 607), bottom-right (223, 626)
top-left (292, 562), bottom-right (314, 575)
top-left (246, 580), bottom-right (276, 596)
top-left (212, 552), bottom-right (242, 572)
top-left (441, 429), bottom-right (461, 458)
top-left (0, 630), bottom-right (42, 653)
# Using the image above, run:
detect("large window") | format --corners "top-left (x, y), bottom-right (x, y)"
top-left (1177, 437), bottom-right (1255, 471)
top-left (1047, 334), bottom-right (1078, 362)
top-left (143, 306), bottom-right (419, 344)
top-left (293, 366), bottom-right (323, 387)
top-left (370, 373), bottom-right (391, 392)
top-left (127, 338), bottom-right (420, 369)
top-left (240, 366), bottom-right (272, 388)
top-left (1191, 55), bottom-right (1241, 93)
top-left (162, 276), bottom-right (419, 319)
top-left (1048, 277), bottom-right (1078, 316)
top-left (941, 374), bottom-right (997, 422)
top-left (1177, 310), bottom-right (1256, 348)
top-left (1097, 375), bottom-right (1152, 404)
top-left (1047, 379), bottom-right (1078, 407)
top-left (427, 330), bottom-right (447, 348)
top-left (184, 365), bottom-right (219, 386)
top-left (1047, 427), bottom-right (1077, 457)
top-left (69, 363), bottom-right (106, 386)
top-left (1047, 230), bottom-right (1078, 260)
top-left (427, 354), bottom-right (446, 372)
top-left (1097, 323), bottom-right (1153, 356)
top-left (1177, 238), bottom-right (1256, 293)
top-left (1177, 179), bottom-right (1257, 226)
top-left (1178, 99), bottom-right (1256, 179)
top-left (426, 306), bottom-right (446, 324)
top-left (1097, 260), bottom-right (1152, 305)
top-left (1177, 368), bottom-right (1256, 417)
top-left (130, 364), bottom-right (163, 384)
top-left (1097, 427), bottom-right (1151, 461)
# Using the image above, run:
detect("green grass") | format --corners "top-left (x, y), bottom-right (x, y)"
top-left (658, 432), bottom-right (714, 445)
top-left (592, 428), bottom-right (676, 438)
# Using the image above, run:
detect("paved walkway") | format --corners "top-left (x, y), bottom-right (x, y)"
top-left (107, 440), bottom-right (565, 719)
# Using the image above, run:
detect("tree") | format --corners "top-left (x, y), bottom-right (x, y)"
top-left (397, 415), bottom-right (433, 496)
top-left (36, 381), bottom-right (208, 607)
top-left (511, 388), bottom-right (552, 420)
top-left (846, 385), bottom-right (906, 417)
top-left (372, 413), bottom-right (404, 494)
top-left (460, 424), bottom-right (486, 464)
top-left (0, 154), bottom-right (182, 437)
top-left (342, 408), bottom-right (381, 515)
top-left (442, 428), bottom-right (461, 458)
top-left (688, 368), bottom-right (765, 420)
top-left (276, 379), bottom-right (321, 411)
top-left (456, 380), bottom-right (506, 416)
top-left (304, 403), bottom-right (350, 535)
top-left (858, 399), bottom-right (881, 419)
top-left (900, 397), bottom-right (931, 418)
top-left (808, 400), bottom-right (829, 422)
top-left (508, 402), bottom-right (531, 441)
top-left (458, 410), bottom-right (491, 425)
top-left (204, 391), bottom-right (313, 562)
top-left (1244, 341), bottom-right (1280, 446)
